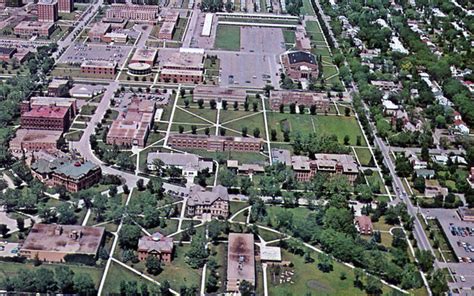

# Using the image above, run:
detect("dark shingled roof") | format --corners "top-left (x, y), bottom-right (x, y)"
top-left (287, 51), bottom-right (316, 65)
top-left (0, 47), bottom-right (15, 56)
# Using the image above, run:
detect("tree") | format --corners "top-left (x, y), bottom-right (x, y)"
top-left (279, 104), bottom-right (285, 113)
top-left (136, 179), bottom-right (145, 191)
top-left (74, 273), bottom-right (96, 295)
top-left (343, 135), bottom-right (350, 145)
top-left (222, 100), bottom-right (228, 110)
top-left (198, 99), bottom-right (204, 109)
top-left (252, 101), bottom-right (258, 112)
top-left (241, 127), bottom-right (248, 137)
top-left (310, 105), bottom-right (317, 115)
top-left (289, 103), bottom-right (296, 114)
top-left (119, 224), bottom-right (142, 249)
top-left (160, 280), bottom-right (172, 296)
top-left (57, 204), bottom-right (76, 225)
top-left (344, 107), bottom-right (351, 116)
top-left (191, 125), bottom-right (197, 134)
top-left (299, 104), bottom-right (305, 114)
top-left (179, 125), bottom-right (184, 133)
top-left (210, 99), bottom-right (217, 109)
top-left (207, 220), bottom-right (223, 242)
top-left (317, 253), bottom-right (333, 273)
top-left (16, 217), bottom-right (24, 232)
top-left (415, 250), bottom-right (434, 273)
top-left (185, 232), bottom-right (208, 268)
top-left (429, 269), bottom-right (448, 296)
top-left (34, 268), bottom-right (56, 293)
top-left (253, 128), bottom-right (260, 138)
top-left (365, 275), bottom-right (382, 296)
top-left (271, 129), bottom-right (277, 141)
top-left (146, 256), bottom-right (162, 275)
top-left (219, 168), bottom-right (235, 188)
top-left (55, 266), bottom-right (75, 293)
top-left (233, 101), bottom-right (238, 110)
top-left (238, 280), bottom-right (254, 296)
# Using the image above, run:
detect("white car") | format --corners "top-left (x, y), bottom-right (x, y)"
top-left (460, 276), bottom-right (466, 282)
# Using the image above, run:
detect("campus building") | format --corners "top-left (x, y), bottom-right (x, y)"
top-left (158, 10), bottom-right (179, 40)
top-left (20, 105), bottom-right (71, 132)
top-left (227, 233), bottom-right (255, 292)
top-left (27, 96), bottom-right (78, 120)
top-left (355, 215), bottom-right (373, 235)
top-left (48, 79), bottom-right (70, 97)
top-left (281, 50), bottom-right (319, 80)
top-left (37, 0), bottom-right (58, 22)
top-left (14, 21), bottom-right (55, 38)
top-left (146, 152), bottom-right (213, 177)
top-left (31, 158), bottom-right (102, 192)
top-left (20, 224), bottom-right (105, 262)
top-left (105, 4), bottom-right (160, 24)
top-left (0, 47), bottom-right (16, 62)
top-left (193, 85), bottom-right (247, 103)
top-left (187, 185), bottom-right (229, 218)
top-left (9, 129), bottom-right (63, 157)
top-left (137, 232), bottom-right (174, 262)
top-left (106, 96), bottom-right (156, 147)
top-left (269, 90), bottom-right (331, 112)
top-left (168, 134), bottom-right (263, 152)
top-left (58, 0), bottom-right (73, 13)
top-left (88, 22), bottom-right (112, 42)
top-left (80, 60), bottom-right (117, 78)
top-left (159, 48), bottom-right (204, 83)
top-left (295, 26), bottom-right (311, 51)
top-left (130, 47), bottom-right (157, 66)
top-left (291, 153), bottom-right (359, 183)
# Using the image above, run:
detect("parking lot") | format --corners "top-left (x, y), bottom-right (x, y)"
top-left (0, 242), bottom-right (19, 258)
top-left (57, 43), bottom-right (132, 68)
top-left (423, 208), bottom-right (474, 262)
top-left (240, 27), bottom-right (286, 54)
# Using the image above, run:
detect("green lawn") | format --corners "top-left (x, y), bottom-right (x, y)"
top-left (267, 112), bottom-right (315, 142)
top-left (313, 116), bottom-right (366, 146)
top-left (102, 262), bottom-right (154, 294)
top-left (282, 29), bottom-right (296, 44)
top-left (268, 249), bottom-right (393, 295)
top-left (147, 219), bottom-right (179, 236)
top-left (353, 147), bottom-right (373, 166)
top-left (220, 110), bottom-right (260, 123)
top-left (301, 0), bottom-right (316, 16)
top-left (221, 112), bottom-right (266, 140)
top-left (365, 171), bottom-right (387, 194)
top-left (173, 108), bottom-right (214, 124)
top-left (177, 107), bottom-right (217, 123)
top-left (64, 130), bottom-right (84, 142)
top-left (265, 206), bottom-right (312, 227)
top-left (214, 25), bottom-right (241, 51)
top-left (229, 201), bottom-right (249, 216)
top-left (207, 243), bottom-right (227, 293)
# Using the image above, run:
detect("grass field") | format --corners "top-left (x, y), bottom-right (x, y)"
top-left (173, 108), bottom-right (213, 124)
top-left (147, 219), bottom-right (179, 236)
top-left (214, 25), bottom-right (241, 51)
top-left (102, 262), bottom-right (153, 293)
top-left (365, 171), bottom-right (387, 194)
top-left (353, 147), bottom-right (373, 166)
top-left (268, 249), bottom-right (394, 295)
top-left (230, 201), bottom-right (249, 216)
top-left (221, 112), bottom-right (266, 140)
top-left (282, 29), bottom-right (296, 44)
top-left (301, 0), bottom-right (316, 16)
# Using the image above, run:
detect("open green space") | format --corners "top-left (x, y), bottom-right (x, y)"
top-left (365, 171), bottom-right (387, 194)
top-left (176, 107), bottom-right (216, 123)
top-left (214, 25), bottom-right (241, 51)
top-left (221, 112), bottom-right (266, 140)
top-left (64, 130), bottom-right (84, 142)
top-left (301, 0), bottom-right (316, 16)
top-left (173, 107), bottom-right (213, 124)
top-left (268, 249), bottom-right (393, 295)
top-left (353, 147), bottom-right (373, 166)
top-left (102, 262), bottom-right (153, 293)
top-left (230, 201), bottom-right (249, 216)
top-left (282, 29), bottom-right (296, 44)
top-left (220, 110), bottom-right (260, 123)
top-left (313, 116), bottom-right (366, 146)
top-left (147, 219), bottom-right (179, 236)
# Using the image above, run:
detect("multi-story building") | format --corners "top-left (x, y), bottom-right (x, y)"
top-left (187, 185), bottom-right (229, 218)
top-left (14, 21), bottom-right (55, 38)
top-left (37, 0), bottom-right (58, 22)
top-left (47, 79), bottom-right (70, 97)
top-left (58, 0), bottom-right (73, 13)
top-left (20, 224), bottom-right (105, 262)
top-left (159, 48), bottom-right (204, 83)
top-left (146, 152), bottom-right (213, 177)
top-left (27, 96), bottom-right (77, 120)
top-left (105, 4), bottom-right (160, 24)
top-left (281, 50), bottom-right (318, 80)
top-left (80, 60), bottom-right (117, 78)
top-left (193, 85), bottom-right (247, 103)
top-left (168, 134), bottom-right (263, 152)
top-left (20, 105), bottom-right (70, 132)
top-left (106, 96), bottom-right (155, 147)
top-left (291, 153), bottom-right (359, 184)
top-left (88, 22), bottom-right (111, 42)
top-left (158, 10), bottom-right (179, 40)
top-left (137, 232), bottom-right (173, 262)
top-left (129, 47), bottom-right (157, 66)
top-left (9, 129), bottom-right (63, 157)
top-left (269, 90), bottom-right (330, 111)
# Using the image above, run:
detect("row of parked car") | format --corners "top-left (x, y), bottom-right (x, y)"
top-left (449, 223), bottom-right (474, 237)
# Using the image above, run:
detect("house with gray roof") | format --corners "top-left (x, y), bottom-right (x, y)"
top-left (187, 185), bottom-right (229, 219)
top-left (146, 152), bottom-right (213, 179)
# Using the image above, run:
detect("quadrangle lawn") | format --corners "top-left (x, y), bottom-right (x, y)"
top-left (353, 147), bottom-right (374, 166)
top-left (221, 112), bottom-right (266, 140)
top-left (214, 25), bottom-right (241, 51)
top-left (102, 262), bottom-right (153, 293)
top-left (172, 108), bottom-right (212, 125)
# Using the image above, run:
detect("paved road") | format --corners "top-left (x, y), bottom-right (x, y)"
top-left (390, 146), bottom-right (465, 156)
top-left (71, 81), bottom-right (147, 188)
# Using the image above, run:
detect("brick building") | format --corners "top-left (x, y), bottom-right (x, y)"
top-left (355, 215), bottom-right (373, 235)
top-left (106, 96), bottom-right (155, 147)
top-left (269, 90), bottom-right (330, 112)
top-left (20, 224), bottom-right (105, 262)
top-left (88, 22), bottom-right (111, 42)
top-left (159, 48), bottom-right (204, 83)
top-left (137, 232), bottom-right (174, 263)
top-left (291, 153), bottom-right (359, 183)
top-left (58, 0), bottom-right (73, 13)
top-left (105, 4), bottom-right (160, 24)
top-left (14, 21), bottom-right (55, 38)
top-left (158, 10), bottom-right (179, 40)
top-left (37, 0), bottom-right (58, 22)
top-left (0, 47), bottom-right (16, 62)
top-left (47, 79), bottom-right (70, 97)
top-left (9, 129), bottom-right (62, 157)
top-left (20, 105), bottom-right (70, 132)
top-left (168, 134), bottom-right (263, 152)
top-left (80, 60), bottom-right (117, 78)
top-left (129, 47), bottom-right (157, 65)
top-left (187, 185), bottom-right (229, 219)
top-left (193, 85), bottom-right (247, 103)
top-left (281, 50), bottom-right (319, 80)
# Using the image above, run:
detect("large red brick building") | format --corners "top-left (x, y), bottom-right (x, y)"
top-left (81, 60), bottom-right (117, 78)
top-left (168, 134), bottom-right (263, 152)
top-left (159, 49), bottom-right (204, 83)
top-left (281, 50), bottom-right (319, 80)
top-left (58, 0), bottom-right (73, 13)
top-left (20, 104), bottom-right (71, 132)
top-left (37, 0), bottom-right (58, 22)
top-left (269, 90), bottom-right (330, 112)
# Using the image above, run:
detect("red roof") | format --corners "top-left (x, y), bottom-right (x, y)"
top-left (23, 106), bottom-right (69, 119)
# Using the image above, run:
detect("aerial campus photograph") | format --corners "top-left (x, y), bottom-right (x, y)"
top-left (0, 0), bottom-right (473, 295)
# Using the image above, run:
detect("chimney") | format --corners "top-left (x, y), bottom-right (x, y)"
top-left (69, 230), bottom-right (79, 240)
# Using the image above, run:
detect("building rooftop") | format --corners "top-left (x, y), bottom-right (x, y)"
top-left (54, 161), bottom-right (100, 180)
top-left (271, 148), bottom-right (292, 166)
top-left (23, 105), bottom-right (69, 119)
top-left (0, 47), bottom-right (15, 56)
top-left (287, 51), bottom-right (316, 65)
top-left (131, 47), bottom-right (157, 63)
top-left (21, 224), bottom-right (104, 255)
top-left (15, 21), bottom-right (54, 30)
top-left (259, 245), bottom-right (281, 261)
top-left (227, 233), bottom-right (255, 291)
top-left (81, 60), bottom-right (117, 68)
top-left (161, 50), bottom-right (204, 70)
top-left (147, 152), bottom-right (213, 172)
top-left (188, 185), bottom-right (229, 206)
top-left (138, 232), bottom-right (173, 254)
top-left (10, 129), bottom-right (62, 146)
top-left (193, 85), bottom-right (247, 100)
